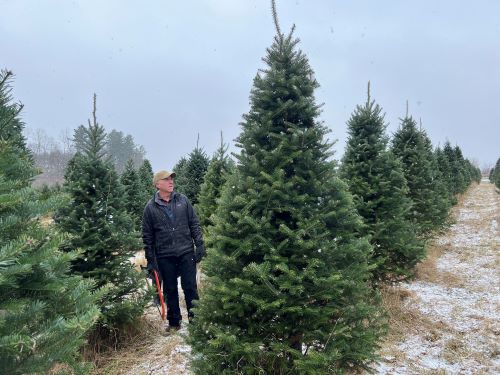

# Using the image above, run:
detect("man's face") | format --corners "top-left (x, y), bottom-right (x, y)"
top-left (156, 176), bottom-right (174, 193)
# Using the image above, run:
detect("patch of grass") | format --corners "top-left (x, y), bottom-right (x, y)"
top-left (86, 311), bottom-right (164, 374)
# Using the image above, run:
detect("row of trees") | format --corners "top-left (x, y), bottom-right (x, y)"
top-left (1, 15), bottom-right (485, 375)
top-left (489, 157), bottom-right (500, 188)
top-left (1, 70), bottom-right (102, 374)
top-left (1, 70), bottom-right (158, 372)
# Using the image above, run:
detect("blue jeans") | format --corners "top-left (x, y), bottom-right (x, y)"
top-left (157, 252), bottom-right (199, 326)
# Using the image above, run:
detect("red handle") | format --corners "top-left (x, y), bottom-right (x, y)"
top-left (153, 270), bottom-right (166, 321)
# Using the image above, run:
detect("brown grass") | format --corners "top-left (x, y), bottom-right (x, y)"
top-left (415, 241), bottom-right (464, 288)
top-left (86, 312), bottom-right (164, 374)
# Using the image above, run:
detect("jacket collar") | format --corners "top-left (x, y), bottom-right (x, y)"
top-left (154, 191), bottom-right (177, 206)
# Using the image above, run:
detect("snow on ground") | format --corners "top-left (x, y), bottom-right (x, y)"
top-left (118, 180), bottom-right (498, 374)
top-left (375, 180), bottom-right (500, 374)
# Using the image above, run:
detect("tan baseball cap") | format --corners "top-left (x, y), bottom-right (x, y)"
top-left (153, 170), bottom-right (176, 185)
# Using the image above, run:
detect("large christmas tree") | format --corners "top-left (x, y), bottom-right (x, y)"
top-left (57, 95), bottom-right (146, 328)
top-left (340, 85), bottom-right (424, 280)
top-left (188, 19), bottom-right (385, 374)
top-left (0, 70), bottom-right (100, 374)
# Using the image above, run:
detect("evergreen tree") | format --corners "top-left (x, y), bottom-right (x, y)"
top-left (421, 134), bottom-right (451, 228)
top-left (173, 156), bottom-right (188, 192)
top-left (392, 113), bottom-right (449, 233)
top-left (435, 146), bottom-right (456, 204)
top-left (120, 159), bottom-right (144, 231)
top-left (195, 133), bottom-right (234, 231)
top-left (443, 141), bottom-right (467, 195)
top-left (57, 95), bottom-right (146, 328)
top-left (137, 158), bottom-right (155, 207)
top-left (188, 22), bottom-right (385, 374)
top-left (466, 160), bottom-right (481, 186)
top-left (0, 70), bottom-right (100, 374)
top-left (490, 158), bottom-right (500, 188)
top-left (340, 85), bottom-right (425, 280)
top-left (174, 139), bottom-right (210, 205)
top-left (0, 70), bottom-right (31, 164)
top-left (73, 124), bottom-right (87, 154)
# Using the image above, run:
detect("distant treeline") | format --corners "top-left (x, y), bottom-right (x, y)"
top-left (25, 126), bottom-right (146, 187)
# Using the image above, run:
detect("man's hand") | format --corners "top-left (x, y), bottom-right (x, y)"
top-left (146, 261), bottom-right (158, 279)
top-left (195, 245), bottom-right (206, 263)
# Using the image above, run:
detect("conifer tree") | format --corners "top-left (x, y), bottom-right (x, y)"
top-left (340, 84), bottom-right (424, 280)
top-left (392, 113), bottom-right (449, 233)
top-left (443, 141), bottom-right (467, 195)
top-left (138, 158), bottom-right (155, 199)
top-left (435, 146), bottom-right (456, 204)
top-left (120, 159), bottom-right (144, 231)
top-left (173, 156), bottom-right (188, 192)
top-left (0, 70), bottom-right (100, 374)
top-left (195, 133), bottom-right (234, 231)
top-left (174, 138), bottom-right (210, 205)
top-left (188, 12), bottom-right (385, 373)
top-left (421, 134), bottom-right (451, 228)
top-left (490, 158), bottom-right (500, 188)
top-left (57, 95), bottom-right (146, 328)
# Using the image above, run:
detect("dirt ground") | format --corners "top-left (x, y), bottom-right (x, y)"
top-left (93, 179), bottom-right (499, 374)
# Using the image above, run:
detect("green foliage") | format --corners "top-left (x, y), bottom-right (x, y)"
top-left (195, 135), bottom-right (235, 232)
top-left (435, 146), bottom-right (456, 205)
top-left (174, 142), bottom-right (209, 205)
top-left (443, 142), bottom-right (467, 196)
top-left (391, 116), bottom-right (450, 233)
top-left (120, 159), bottom-right (144, 231)
top-left (173, 156), bottom-right (188, 192)
top-left (0, 73), bottom-right (100, 374)
top-left (188, 31), bottom-right (386, 374)
top-left (138, 158), bottom-right (155, 200)
top-left (439, 142), bottom-right (480, 200)
top-left (57, 95), bottom-right (147, 328)
top-left (340, 87), bottom-right (425, 280)
top-left (490, 158), bottom-right (500, 188)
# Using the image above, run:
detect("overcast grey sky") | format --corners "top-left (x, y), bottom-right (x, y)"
top-left (1, 0), bottom-right (499, 170)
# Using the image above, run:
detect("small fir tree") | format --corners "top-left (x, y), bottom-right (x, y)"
top-left (120, 159), bottom-right (144, 231)
top-left (421, 134), bottom-right (451, 229)
top-left (490, 158), bottom-right (500, 188)
top-left (188, 18), bottom-right (385, 374)
top-left (195, 133), bottom-right (234, 231)
top-left (435, 146), bottom-right (456, 204)
top-left (175, 138), bottom-right (210, 204)
top-left (172, 156), bottom-right (188, 192)
top-left (57, 95), bottom-right (146, 328)
top-left (443, 141), bottom-right (467, 195)
top-left (0, 70), bottom-right (100, 374)
top-left (138, 158), bottom-right (155, 200)
top-left (391, 113), bottom-right (449, 234)
top-left (340, 84), bottom-right (425, 280)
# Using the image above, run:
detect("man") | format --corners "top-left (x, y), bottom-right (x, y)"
top-left (142, 170), bottom-right (206, 331)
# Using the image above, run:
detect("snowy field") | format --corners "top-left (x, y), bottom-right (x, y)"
top-left (375, 179), bottom-right (499, 374)
top-left (97, 179), bottom-right (499, 374)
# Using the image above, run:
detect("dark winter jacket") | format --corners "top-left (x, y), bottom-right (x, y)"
top-left (142, 191), bottom-right (204, 262)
